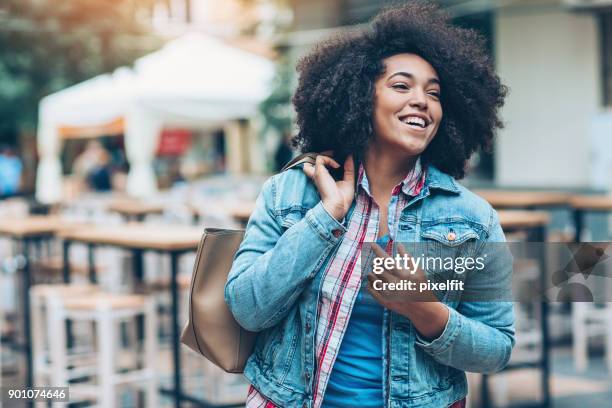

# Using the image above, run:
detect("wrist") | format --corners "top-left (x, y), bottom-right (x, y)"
top-left (321, 200), bottom-right (346, 221)
top-left (400, 301), bottom-right (438, 316)
top-left (401, 302), bottom-right (449, 341)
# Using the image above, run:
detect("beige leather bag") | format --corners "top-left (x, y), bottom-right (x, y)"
top-left (181, 153), bottom-right (318, 373)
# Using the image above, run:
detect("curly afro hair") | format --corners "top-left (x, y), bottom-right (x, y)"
top-left (291, 1), bottom-right (508, 179)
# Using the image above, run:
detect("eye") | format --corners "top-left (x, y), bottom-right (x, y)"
top-left (428, 90), bottom-right (441, 99)
top-left (391, 82), bottom-right (410, 90)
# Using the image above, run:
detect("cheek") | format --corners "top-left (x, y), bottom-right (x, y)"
top-left (431, 119), bottom-right (442, 136)
top-left (373, 103), bottom-right (396, 132)
top-left (428, 105), bottom-right (443, 134)
top-left (433, 103), bottom-right (443, 125)
top-left (375, 90), bottom-right (404, 115)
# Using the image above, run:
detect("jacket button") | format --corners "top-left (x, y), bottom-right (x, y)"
top-left (332, 229), bottom-right (343, 238)
top-left (305, 372), bottom-right (311, 381)
top-left (305, 321), bottom-right (311, 333)
top-left (447, 231), bottom-right (456, 241)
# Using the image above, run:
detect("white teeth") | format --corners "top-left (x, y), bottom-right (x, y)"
top-left (402, 116), bottom-right (427, 128)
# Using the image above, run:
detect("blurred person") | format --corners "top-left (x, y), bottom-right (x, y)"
top-left (73, 140), bottom-right (111, 191)
top-left (274, 131), bottom-right (295, 172)
top-left (0, 144), bottom-right (23, 198)
top-left (225, 3), bottom-right (514, 408)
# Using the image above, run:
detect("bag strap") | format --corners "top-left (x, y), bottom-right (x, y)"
top-left (280, 153), bottom-right (320, 172)
top-left (281, 152), bottom-right (358, 193)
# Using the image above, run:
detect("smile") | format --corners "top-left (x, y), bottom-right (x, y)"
top-left (399, 115), bottom-right (429, 131)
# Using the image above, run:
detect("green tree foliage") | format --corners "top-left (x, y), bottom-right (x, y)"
top-left (0, 0), bottom-right (158, 140)
top-left (258, 52), bottom-right (294, 139)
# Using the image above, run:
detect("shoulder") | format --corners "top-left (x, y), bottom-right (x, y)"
top-left (454, 183), bottom-right (494, 216)
top-left (261, 167), bottom-right (321, 214)
top-left (424, 166), bottom-right (497, 234)
top-left (454, 183), bottom-right (499, 230)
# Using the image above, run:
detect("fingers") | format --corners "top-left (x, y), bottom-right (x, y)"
top-left (367, 271), bottom-right (377, 287)
top-left (302, 162), bottom-right (315, 180)
top-left (366, 281), bottom-right (385, 304)
top-left (366, 274), bottom-right (399, 307)
top-left (367, 273), bottom-right (384, 294)
top-left (370, 243), bottom-right (396, 277)
top-left (303, 154), bottom-right (340, 182)
top-left (395, 243), bottom-right (413, 273)
top-left (369, 270), bottom-right (394, 288)
top-left (370, 243), bottom-right (387, 259)
top-left (303, 153), bottom-right (352, 184)
top-left (343, 155), bottom-right (355, 183)
top-left (315, 154), bottom-right (340, 171)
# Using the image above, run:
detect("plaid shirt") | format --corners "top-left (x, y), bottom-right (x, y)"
top-left (246, 160), bottom-right (464, 408)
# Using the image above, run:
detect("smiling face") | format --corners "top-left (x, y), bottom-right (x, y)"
top-left (372, 53), bottom-right (442, 158)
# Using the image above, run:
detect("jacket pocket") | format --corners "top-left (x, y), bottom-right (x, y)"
top-left (418, 220), bottom-right (481, 302)
top-left (420, 219), bottom-right (480, 247)
top-left (263, 312), bottom-right (303, 389)
top-left (255, 328), bottom-right (282, 373)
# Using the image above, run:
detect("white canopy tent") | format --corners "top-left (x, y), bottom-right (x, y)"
top-left (36, 33), bottom-right (274, 204)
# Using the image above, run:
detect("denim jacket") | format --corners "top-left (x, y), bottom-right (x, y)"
top-left (225, 164), bottom-right (515, 408)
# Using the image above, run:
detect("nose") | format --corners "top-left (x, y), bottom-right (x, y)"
top-left (408, 88), bottom-right (428, 110)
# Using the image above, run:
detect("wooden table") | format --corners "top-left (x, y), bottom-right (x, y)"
top-left (570, 195), bottom-right (612, 242)
top-left (107, 199), bottom-right (165, 222)
top-left (0, 216), bottom-right (64, 238)
top-left (59, 223), bottom-right (206, 408)
top-left (498, 210), bottom-right (550, 236)
top-left (189, 200), bottom-right (256, 226)
top-left (59, 224), bottom-right (201, 252)
top-left (226, 201), bottom-right (256, 225)
top-left (475, 190), bottom-right (571, 209)
top-left (0, 216), bottom-right (66, 390)
top-left (487, 210), bottom-right (551, 408)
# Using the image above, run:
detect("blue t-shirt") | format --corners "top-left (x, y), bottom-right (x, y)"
top-left (322, 235), bottom-right (388, 407)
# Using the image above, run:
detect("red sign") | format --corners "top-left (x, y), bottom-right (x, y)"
top-left (157, 128), bottom-right (192, 156)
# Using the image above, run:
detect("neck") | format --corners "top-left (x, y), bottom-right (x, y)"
top-left (363, 144), bottom-right (418, 196)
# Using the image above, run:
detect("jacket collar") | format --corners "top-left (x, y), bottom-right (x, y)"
top-left (357, 158), bottom-right (425, 198)
top-left (424, 164), bottom-right (461, 194)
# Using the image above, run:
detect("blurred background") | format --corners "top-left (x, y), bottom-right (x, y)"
top-left (1, 0), bottom-right (612, 407)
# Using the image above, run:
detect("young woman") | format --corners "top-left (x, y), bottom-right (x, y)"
top-left (225, 3), bottom-right (514, 407)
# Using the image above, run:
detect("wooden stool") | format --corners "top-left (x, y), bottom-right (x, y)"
top-left (572, 302), bottom-right (612, 373)
top-left (31, 257), bottom-right (104, 284)
top-left (147, 274), bottom-right (191, 343)
top-left (30, 283), bottom-right (100, 395)
top-left (147, 274), bottom-right (192, 292)
top-left (42, 291), bottom-right (158, 407)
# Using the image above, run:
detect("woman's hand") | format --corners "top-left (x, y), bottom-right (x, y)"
top-left (367, 243), bottom-right (449, 341)
top-left (303, 153), bottom-right (355, 221)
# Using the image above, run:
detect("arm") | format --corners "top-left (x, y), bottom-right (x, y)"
top-left (414, 208), bottom-right (515, 373)
top-left (224, 175), bottom-right (346, 332)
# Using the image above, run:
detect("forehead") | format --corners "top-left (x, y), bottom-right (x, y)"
top-left (382, 53), bottom-right (439, 80)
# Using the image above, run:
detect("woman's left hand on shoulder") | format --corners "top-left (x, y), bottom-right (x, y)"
top-left (302, 152), bottom-right (355, 222)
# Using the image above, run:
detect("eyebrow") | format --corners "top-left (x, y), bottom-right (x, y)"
top-left (388, 72), bottom-right (440, 85)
